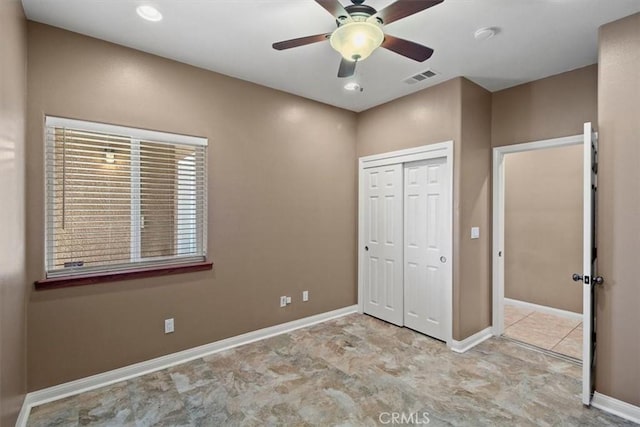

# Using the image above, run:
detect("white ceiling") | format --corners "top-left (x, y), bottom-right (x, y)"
top-left (21, 0), bottom-right (640, 112)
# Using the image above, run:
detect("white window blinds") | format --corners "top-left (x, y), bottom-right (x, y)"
top-left (45, 116), bottom-right (207, 278)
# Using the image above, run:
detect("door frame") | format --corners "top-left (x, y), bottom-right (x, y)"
top-left (491, 133), bottom-right (583, 337)
top-left (358, 141), bottom-right (454, 346)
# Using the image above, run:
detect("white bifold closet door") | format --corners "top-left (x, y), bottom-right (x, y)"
top-left (362, 157), bottom-right (449, 341)
top-left (403, 158), bottom-right (449, 341)
top-left (362, 164), bottom-right (404, 326)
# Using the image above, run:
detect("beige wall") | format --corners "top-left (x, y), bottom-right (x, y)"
top-left (504, 146), bottom-right (583, 313)
top-left (596, 12), bottom-right (640, 407)
top-left (492, 65), bottom-right (598, 148)
top-left (356, 78), bottom-right (462, 158)
top-left (357, 78), bottom-right (493, 341)
top-left (26, 23), bottom-right (358, 390)
top-left (0, 0), bottom-right (28, 425)
top-left (458, 79), bottom-right (493, 340)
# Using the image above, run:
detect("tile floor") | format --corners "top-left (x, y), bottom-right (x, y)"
top-left (27, 313), bottom-right (628, 426)
top-left (504, 304), bottom-right (583, 360)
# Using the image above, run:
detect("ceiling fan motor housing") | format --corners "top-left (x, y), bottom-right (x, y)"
top-left (341, 4), bottom-right (381, 24)
top-left (345, 4), bottom-right (376, 17)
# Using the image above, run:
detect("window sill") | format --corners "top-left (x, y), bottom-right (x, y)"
top-left (35, 261), bottom-right (213, 290)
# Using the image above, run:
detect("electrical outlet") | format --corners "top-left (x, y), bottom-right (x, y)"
top-left (164, 318), bottom-right (174, 334)
top-left (286, 296), bottom-right (292, 304)
top-left (303, 291), bottom-right (309, 302)
top-left (280, 296), bottom-right (287, 308)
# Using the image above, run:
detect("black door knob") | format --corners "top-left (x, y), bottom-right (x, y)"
top-left (365, 246), bottom-right (369, 251)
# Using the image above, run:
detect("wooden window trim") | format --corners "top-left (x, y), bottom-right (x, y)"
top-left (35, 260), bottom-right (213, 290)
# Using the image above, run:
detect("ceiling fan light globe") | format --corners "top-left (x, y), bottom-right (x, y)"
top-left (330, 21), bottom-right (384, 62)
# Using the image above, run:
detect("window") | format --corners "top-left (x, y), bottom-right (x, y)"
top-left (44, 116), bottom-right (207, 279)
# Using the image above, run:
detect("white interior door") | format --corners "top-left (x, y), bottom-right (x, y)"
top-left (362, 164), bottom-right (404, 326)
top-left (403, 158), bottom-right (450, 341)
top-left (579, 122), bottom-right (599, 405)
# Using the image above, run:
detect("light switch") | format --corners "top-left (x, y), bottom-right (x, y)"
top-left (471, 227), bottom-right (480, 239)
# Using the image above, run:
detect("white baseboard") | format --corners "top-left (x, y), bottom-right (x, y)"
top-left (16, 305), bottom-right (358, 427)
top-left (592, 391), bottom-right (640, 424)
top-left (504, 298), bottom-right (583, 322)
top-left (15, 396), bottom-right (30, 427)
top-left (450, 327), bottom-right (493, 353)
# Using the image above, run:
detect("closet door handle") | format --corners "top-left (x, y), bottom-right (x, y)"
top-left (440, 256), bottom-right (447, 263)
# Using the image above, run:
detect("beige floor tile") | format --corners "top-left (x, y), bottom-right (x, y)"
top-left (507, 312), bottom-right (577, 342)
top-left (503, 305), bottom-right (584, 357)
top-left (504, 323), bottom-right (564, 350)
top-left (553, 326), bottom-right (583, 360)
top-left (504, 304), bottom-right (533, 327)
top-left (527, 311), bottom-right (582, 330)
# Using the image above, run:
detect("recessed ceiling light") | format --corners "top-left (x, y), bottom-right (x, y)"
top-left (474, 27), bottom-right (499, 41)
top-left (136, 5), bottom-right (162, 22)
top-left (344, 82), bottom-right (362, 92)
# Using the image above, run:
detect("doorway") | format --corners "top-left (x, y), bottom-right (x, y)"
top-left (493, 124), bottom-right (599, 406)
top-left (501, 144), bottom-right (583, 359)
top-left (358, 142), bottom-right (453, 346)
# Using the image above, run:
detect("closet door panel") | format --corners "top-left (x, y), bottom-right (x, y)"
top-left (404, 158), bottom-right (448, 340)
top-left (363, 164), bottom-right (404, 326)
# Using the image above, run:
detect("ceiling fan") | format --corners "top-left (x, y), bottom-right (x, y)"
top-left (272, 0), bottom-right (444, 78)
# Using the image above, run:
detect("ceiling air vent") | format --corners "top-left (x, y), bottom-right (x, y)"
top-left (404, 69), bottom-right (438, 85)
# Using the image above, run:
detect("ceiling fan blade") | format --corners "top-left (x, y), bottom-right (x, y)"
top-left (369, 0), bottom-right (444, 25)
top-left (315, 0), bottom-right (353, 22)
top-left (338, 58), bottom-right (356, 78)
top-left (272, 33), bottom-right (331, 50)
top-left (381, 34), bottom-right (434, 62)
